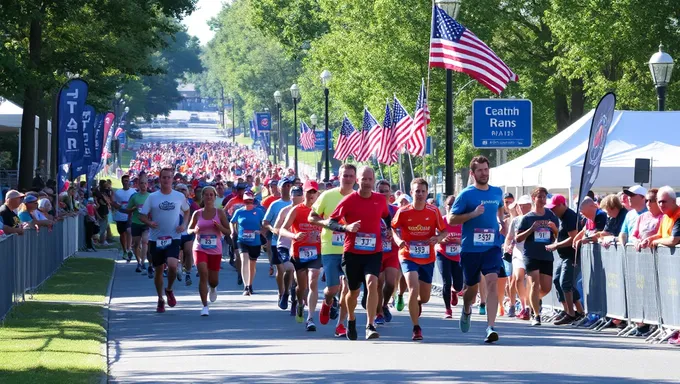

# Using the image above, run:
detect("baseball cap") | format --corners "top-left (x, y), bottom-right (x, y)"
top-left (396, 194), bottom-right (413, 204)
top-left (278, 176), bottom-right (295, 188)
top-left (624, 185), bottom-right (648, 197)
top-left (503, 192), bottom-right (514, 200)
top-left (23, 195), bottom-right (38, 203)
top-left (38, 198), bottom-right (52, 210)
top-left (303, 180), bottom-right (319, 193)
top-left (545, 194), bottom-right (566, 209)
top-left (235, 183), bottom-right (248, 190)
top-left (243, 191), bottom-right (255, 200)
top-left (291, 186), bottom-right (303, 196)
top-left (5, 190), bottom-right (24, 200)
top-left (175, 183), bottom-right (188, 192)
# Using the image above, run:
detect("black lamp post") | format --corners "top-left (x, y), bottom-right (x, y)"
top-left (436, 0), bottom-right (462, 196)
top-left (274, 91), bottom-right (282, 163)
top-left (320, 69), bottom-right (332, 181)
top-left (290, 84), bottom-right (300, 175)
top-left (649, 43), bottom-right (675, 111)
top-left (310, 113), bottom-right (319, 179)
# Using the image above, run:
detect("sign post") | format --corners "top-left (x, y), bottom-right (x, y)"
top-left (472, 99), bottom-right (532, 149)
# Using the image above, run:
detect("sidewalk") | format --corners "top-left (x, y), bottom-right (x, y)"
top-left (107, 256), bottom-right (679, 384)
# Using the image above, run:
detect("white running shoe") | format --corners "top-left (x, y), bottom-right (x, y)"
top-left (201, 306), bottom-right (209, 316)
top-left (209, 287), bottom-right (217, 303)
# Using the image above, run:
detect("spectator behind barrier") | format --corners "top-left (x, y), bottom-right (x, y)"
top-left (631, 188), bottom-right (663, 249)
top-left (598, 194), bottom-right (628, 248)
top-left (619, 185), bottom-right (649, 245)
top-left (640, 186), bottom-right (680, 249)
top-left (0, 190), bottom-right (25, 235)
top-left (572, 197), bottom-right (607, 251)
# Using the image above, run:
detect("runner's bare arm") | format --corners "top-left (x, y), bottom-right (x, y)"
top-left (215, 210), bottom-right (231, 236)
top-left (308, 211), bottom-right (329, 228)
top-left (187, 211), bottom-right (200, 235)
top-left (139, 213), bottom-right (157, 229)
top-left (448, 204), bottom-right (484, 225)
top-left (497, 206), bottom-right (507, 236)
top-left (278, 208), bottom-right (297, 240)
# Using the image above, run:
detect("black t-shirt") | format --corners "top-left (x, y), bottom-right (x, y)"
top-left (604, 208), bottom-right (629, 237)
top-left (672, 217), bottom-right (680, 238)
top-left (0, 204), bottom-right (20, 228)
top-left (557, 208), bottom-right (578, 259)
top-left (95, 191), bottom-right (109, 216)
top-left (519, 210), bottom-right (560, 261)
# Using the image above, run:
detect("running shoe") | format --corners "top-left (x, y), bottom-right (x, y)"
top-left (531, 315), bottom-right (541, 326)
top-left (450, 291), bottom-right (458, 307)
top-left (156, 298), bottom-right (165, 313)
top-left (412, 325), bottom-right (423, 341)
top-left (209, 287), bottom-right (217, 303)
top-left (329, 297), bottom-right (339, 320)
top-left (375, 314), bottom-right (385, 325)
top-left (237, 273), bottom-right (243, 286)
top-left (396, 295), bottom-right (405, 312)
top-left (668, 331), bottom-right (680, 346)
top-left (242, 289), bottom-right (250, 296)
top-left (165, 289), bottom-right (177, 307)
top-left (347, 320), bottom-right (358, 340)
top-left (383, 306), bottom-right (393, 323)
top-left (185, 274), bottom-right (192, 286)
top-left (200, 306), bottom-right (209, 316)
top-left (306, 319), bottom-right (317, 332)
top-left (459, 309), bottom-right (471, 333)
top-left (135, 263), bottom-right (142, 273)
top-left (366, 324), bottom-right (379, 340)
top-left (335, 323), bottom-right (347, 338)
top-left (479, 303), bottom-right (486, 315)
top-left (279, 292), bottom-right (289, 310)
top-left (445, 308), bottom-right (453, 319)
top-left (319, 301), bottom-right (331, 325)
top-left (121, 251), bottom-right (128, 261)
top-left (247, 285), bottom-right (254, 295)
top-left (484, 326), bottom-right (499, 344)
top-left (457, 290), bottom-right (464, 297)
top-left (507, 306), bottom-right (516, 318)
top-left (519, 308), bottom-right (530, 321)
top-left (147, 266), bottom-right (154, 279)
top-left (127, 250), bottom-right (133, 262)
top-left (498, 304), bottom-right (505, 317)
top-left (296, 304), bottom-right (304, 323)
top-left (554, 313), bottom-right (576, 326)
top-left (580, 314), bottom-right (600, 327)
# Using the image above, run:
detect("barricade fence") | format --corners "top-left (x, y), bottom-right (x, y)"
top-left (432, 243), bottom-right (680, 331)
top-left (0, 214), bottom-right (86, 321)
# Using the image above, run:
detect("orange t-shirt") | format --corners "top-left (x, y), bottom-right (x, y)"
top-left (290, 204), bottom-right (321, 260)
top-left (262, 195), bottom-right (280, 210)
top-left (224, 197), bottom-right (245, 217)
top-left (657, 207), bottom-right (680, 238)
top-left (391, 203), bottom-right (446, 265)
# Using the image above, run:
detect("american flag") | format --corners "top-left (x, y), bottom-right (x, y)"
top-left (334, 116), bottom-right (361, 161)
top-left (408, 79), bottom-right (430, 156)
top-left (377, 101), bottom-right (396, 165)
top-left (391, 96), bottom-right (413, 157)
top-left (429, 6), bottom-right (518, 95)
top-left (356, 108), bottom-right (382, 162)
top-left (299, 120), bottom-right (316, 150)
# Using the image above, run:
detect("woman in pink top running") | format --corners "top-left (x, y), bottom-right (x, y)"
top-left (188, 186), bottom-right (231, 316)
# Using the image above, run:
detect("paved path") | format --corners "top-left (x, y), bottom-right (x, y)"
top-left (106, 256), bottom-right (679, 384)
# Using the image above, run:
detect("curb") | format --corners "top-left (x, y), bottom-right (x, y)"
top-left (100, 260), bottom-right (117, 384)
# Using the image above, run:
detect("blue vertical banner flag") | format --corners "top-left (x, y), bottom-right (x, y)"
top-left (249, 120), bottom-right (255, 139)
top-left (72, 105), bottom-right (95, 178)
top-left (56, 79), bottom-right (89, 192)
top-left (89, 112), bottom-right (105, 180)
top-left (254, 111), bottom-right (272, 131)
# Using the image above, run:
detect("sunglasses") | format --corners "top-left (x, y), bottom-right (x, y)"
top-left (658, 199), bottom-right (668, 204)
top-left (646, 198), bottom-right (657, 203)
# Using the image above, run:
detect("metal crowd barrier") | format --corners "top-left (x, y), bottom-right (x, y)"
top-left (0, 214), bottom-right (85, 321)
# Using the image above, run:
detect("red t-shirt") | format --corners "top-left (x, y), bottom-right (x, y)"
top-left (290, 204), bottom-right (321, 259)
top-left (262, 195), bottom-right (280, 210)
top-left (330, 192), bottom-right (389, 255)
top-left (391, 203), bottom-right (446, 265)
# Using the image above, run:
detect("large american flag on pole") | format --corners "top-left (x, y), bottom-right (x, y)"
top-left (299, 120), bottom-right (316, 150)
top-left (377, 101), bottom-right (397, 165)
top-left (356, 108), bottom-right (382, 162)
top-left (391, 96), bottom-right (413, 158)
top-left (408, 79), bottom-right (429, 156)
top-left (334, 115), bottom-right (361, 161)
top-left (429, 5), bottom-right (518, 95)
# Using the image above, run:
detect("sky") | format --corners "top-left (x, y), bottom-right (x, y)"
top-left (182, 0), bottom-right (226, 45)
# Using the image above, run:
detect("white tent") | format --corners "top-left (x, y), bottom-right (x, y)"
top-left (490, 110), bottom-right (680, 199)
top-left (0, 97), bottom-right (51, 174)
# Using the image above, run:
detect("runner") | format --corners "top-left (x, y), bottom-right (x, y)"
top-left (230, 191), bottom-right (265, 295)
top-left (374, 180), bottom-right (399, 326)
top-left (272, 185), bottom-right (303, 312)
top-left (279, 180), bottom-right (322, 331)
top-left (112, 174), bottom-right (136, 262)
top-left (262, 179), bottom-right (281, 277)
top-left (516, 187), bottom-right (559, 326)
top-left (126, 173), bottom-right (151, 275)
top-left (176, 183), bottom-right (196, 286)
top-left (503, 195), bottom-right (532, 320)
top-left (328, 166), bottom-right (390, 340)
top-left (262, 176), bottom-right (294, 306)
top-left (309, 164), bottom-right (356, 337)
top-left (435, 195), bottom-right (464, 319)
top-left (139, 167), bottom-right (190, 313)
top-left (391, 178), bottom-right (447, 340)
top-left (448, 155), bottom-right (506, 343)
top-left (187, 186), bottom-right (231, 316)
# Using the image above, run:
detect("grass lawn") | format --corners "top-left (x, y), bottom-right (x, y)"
top-left (30, 258), bottom-right (115, 303)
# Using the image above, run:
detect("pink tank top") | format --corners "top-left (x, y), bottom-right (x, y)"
top-left (192, 208), bottom-right (222, 255)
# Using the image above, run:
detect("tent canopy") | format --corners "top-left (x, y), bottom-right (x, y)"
top-left (0, 98), bottom-right (26, 132)
top-left (490, 110), bottom-right (680, 191)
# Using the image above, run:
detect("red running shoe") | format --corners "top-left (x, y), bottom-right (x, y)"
top-left (451, 291), bottom-right (459, 307)
top-left (319, 301), bottom-right (331, 325)
top-left (412, 325), bottom-right (423, 341)
top-left (165, 288), bottom-right (177, 307)
top-left (334, 324), bottom-right (347, 337)
top-left (156, 298), bottom-right (165, 313)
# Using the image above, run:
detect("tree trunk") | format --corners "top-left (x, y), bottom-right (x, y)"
top-left (569, 78), bottom-right (585, 124)
top-left (554, 87), bottom-right (570, 132)
top-left (18, 16), bottom-right (42, 191)
top-left (37, 94), bottom-right (49, 178)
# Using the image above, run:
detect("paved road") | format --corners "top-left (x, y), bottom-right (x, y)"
top-left (106, 254), bottom-right (679, 384)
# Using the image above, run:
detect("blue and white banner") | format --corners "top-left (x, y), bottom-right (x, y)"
top-left (89, 112), bottom-right (105, 180)
top-left (254, 112), bottom-right (272, 132)
top-left (56, 79), bottom-right (89, 192)
top-left (72, 105), bottom-right (95, 178)
top-left (249, 120), bottom-right (255, 138)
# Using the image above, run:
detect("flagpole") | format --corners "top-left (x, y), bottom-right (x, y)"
top-left (407, 152), bottom-right (415, 180)
top-left (398, 152), bottom-right (405, 192)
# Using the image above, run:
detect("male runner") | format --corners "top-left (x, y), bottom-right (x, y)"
top-left (328, 166), bottom-right (390, 340)
top-left (392, 178), bottom-right (447, 340)
top-left (375, 179), bottom-right (400, 325)
top-left (263, 177), bottom-right (294, 306)
top-left (139, 167), bottom-right (190, 313)
top-left (126, 173), bottom-right (151, 275)
top-left (309, 164), bottom-right (356, 337)
top-left (448, 155), bottom-right (506, 343)
top-left (272, 185), bottom-right (303, 311)
top-left (112, 174), bottom-right (136, 261)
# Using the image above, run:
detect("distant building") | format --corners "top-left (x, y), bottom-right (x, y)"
top-left (176, 83), bottom-right (216, 111)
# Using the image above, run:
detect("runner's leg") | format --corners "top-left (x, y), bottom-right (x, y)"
top-left (484, 272), bottom-right (499, 327)
top-left (198, 262), bottom-right (209, 306)
top-left (307, 268), bottom-right (320, 321)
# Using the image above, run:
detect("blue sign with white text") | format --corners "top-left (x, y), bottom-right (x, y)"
top-left (472, 99), bottom-right (532, 148)
top-left (254, 112), bottom-right (272, 132)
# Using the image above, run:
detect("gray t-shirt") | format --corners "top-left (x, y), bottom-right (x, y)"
top-left (140, 190), bottom-right (189, 241)
top-left (519, 210), bottom-right (559, 261)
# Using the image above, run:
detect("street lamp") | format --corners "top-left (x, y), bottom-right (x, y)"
top-left (649, 43), bottom-right (674, 111)
top-left (274, 90), bottom-right (285, 165)
top-left (435, 0), bottom-right (462, 196)
top-left (320, 69), bottom-right (332, 181)
top-left (290, 84), bottom-right (300, 175)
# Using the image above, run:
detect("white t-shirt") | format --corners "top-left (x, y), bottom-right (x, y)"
top-left (140, 190), bottom-right (189, 241)
top-left (113, 188), bottom-right (137, 222)
top-left (508, 216), bottom-right (525, 258)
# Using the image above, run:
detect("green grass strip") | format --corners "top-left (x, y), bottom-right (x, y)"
top-left (30, 258), bottom-right (114, 304)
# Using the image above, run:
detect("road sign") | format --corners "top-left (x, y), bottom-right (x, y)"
top-left (472, 99), bottom-right (532, 148)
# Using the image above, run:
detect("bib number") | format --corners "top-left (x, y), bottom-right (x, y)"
top-left (535, 228), bottom-right (551, 243)
top-left (354, 233), bottom-right (376, 251)
top-left (382, 241), bottom-right (392, 252)
top-left (157, 236), bottom-right (172, 249)
top-left (445, 244), bottom-right (461, 257)
top-left (473, 229), bottom-right (495, 246)
top-left (242, 230), bottom-right (256, 241)
top-left (299, 246), bottom-right (318, 262)
top-left (409, 241), bottom-right (430, 259)
top-left (199, 234), bottom-right (217, 250)
top-left (331, 231), bottom-right (345, 246)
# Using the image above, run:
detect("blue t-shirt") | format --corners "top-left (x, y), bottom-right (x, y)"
top-left (452, 185), bottom-right (504, 253)
top-left (18, 211), bottom-right (33, 223)
top-left (620, 207), bottom-right (647, 238)
top-left (231, 206), bottom-right (265, 246)
top-left (264, 199), bottom-right (292, 246)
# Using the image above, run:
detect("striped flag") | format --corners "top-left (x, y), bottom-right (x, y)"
top-left (334, 116), bottom-right (361, 161)
top-left (356, 108), bottom-right (382, 162)
top-left (299, 121), bottom-right (316, 150)
top-left (377, 101), bottom-right (396, 165)
top-left (429, 5), bottom-right (518, 95)
top-left (391, 96), bottom-right (414, 157)
top-left (408, 80), bottom-right (429, 156)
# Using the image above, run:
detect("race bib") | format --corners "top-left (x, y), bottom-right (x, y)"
top-left (157, 236), bottom-right (172, 249)
top-left (473, 229), bottom-right (495, 246)
top-left (409, 241), bottom-right (430, 259)
top-left (383, 241), bottom-right (392, 252)
top-left (299, 246), bottom-right (318, 262)
top-left (199, 234), bottom-right (217, 250)
top-left (535, 228), bottom-right (551, 243)
top-left (354, 232), bottom-right (376, 251)
top-left (445, 244), bottom-right (461, 257)
top-left (331, 231), bottom-right (345, 246)
top-left (242, 230), bottom-right (256, 241)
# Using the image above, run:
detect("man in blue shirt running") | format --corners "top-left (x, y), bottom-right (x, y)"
top-left (448, 155), bottom-right (506, 344)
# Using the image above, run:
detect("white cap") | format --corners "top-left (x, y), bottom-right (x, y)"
top-left (517, 195), bottom-right (532, 205)
top-left (624, 185), bottom-right (648, 197)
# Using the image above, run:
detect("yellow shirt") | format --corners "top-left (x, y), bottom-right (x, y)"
top-left (312, 188), bottom-right (349, 255)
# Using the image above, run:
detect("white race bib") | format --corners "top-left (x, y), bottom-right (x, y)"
top-left (354, 232), bottom-right (376, 251)
top-left (241, 230), bottom-right (256, 241)
top-left (331, 231), bottom-right (345, 246)
top-left (409, 241), bottom-right (430, 259)
top-left (535, 228), bottom-right (551, 243)
top-left (445, 244), bottom-right (461, 257)
top-left (157, 236), bottom-right (172, 249)
top-left (473, 229), bottom-right (495, 246)
top-left (199, 234), bottom-right (217, 250)
top-left (299, 246), bottom-right (318, 262)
